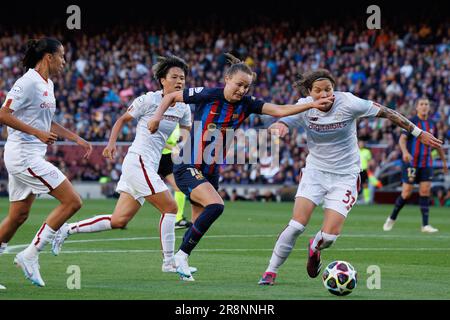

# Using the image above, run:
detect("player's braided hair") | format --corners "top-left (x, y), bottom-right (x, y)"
top-left (152, 55), bottom-right (189, 87)
top-left (22, 37), bottom-right (62, 70)
top-left (294, 69), bottom-right (336, 96)
top-left (224, 52), bottom-right (256, 82)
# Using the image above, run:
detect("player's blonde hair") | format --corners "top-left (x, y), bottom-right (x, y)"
top-left (294, 69), bottom-right (336, 96)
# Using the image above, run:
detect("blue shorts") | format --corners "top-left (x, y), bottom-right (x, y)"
top-left (401, 163), bottom-right (433, 184)
top-left (173, 164), bottom-right (219, 201)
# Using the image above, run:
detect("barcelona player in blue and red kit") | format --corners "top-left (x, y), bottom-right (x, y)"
top-left (384, 98), bottom-right (448, 233)
top-left (148, 53), bottom-right (335, 280)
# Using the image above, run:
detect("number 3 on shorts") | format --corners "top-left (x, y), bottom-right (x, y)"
top-left (342, 190), bottom-right (356, 210)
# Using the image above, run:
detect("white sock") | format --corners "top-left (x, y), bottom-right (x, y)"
top-left (68, 215), bottom-right (112, 234)
top-left (176, 249), bottom-right (189, 258)
top-left (160, 213), bottom-right (176, 262)
top-left (266, 220), bottom-right (305, 274)
top-left (311, 230), bottom-right (338, 253)
top-left (0, 242), bottom-right (7, 254)
top-left (23, 223), bottom-right (56, 258)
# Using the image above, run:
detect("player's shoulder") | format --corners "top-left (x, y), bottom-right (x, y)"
top-left (14, 69), bottom-right (38, 87)
top-left (296, 96), bottom-right (314, 104)
top-left (186, 86), bottom-right (221, 99)
top-left (135, 90), bottom-right (160, 105)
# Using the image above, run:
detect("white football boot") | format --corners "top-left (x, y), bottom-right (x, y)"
top-left (52, 223), bottom-right (70, 256)
top-left (421, 225), bottom-right (438, 233)
top-left (162, 258), bottom-right (198, 274)
top-left (0, 283), bottom-right (6, 290)
top-left (14, 251), bottom-right (45, 287)
top-left (383, 217), bottom-right (395, 231)
top-left (174, 252), bottom-right (195, 281)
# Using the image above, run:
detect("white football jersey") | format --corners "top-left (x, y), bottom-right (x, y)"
top-left (3, 69), bottom-right (56, 174)
top-left (279, 91), bottom-right (380, 174)
top-left (127, 90), bottom-right (191, 169)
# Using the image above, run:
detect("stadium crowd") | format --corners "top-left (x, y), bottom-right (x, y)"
top-left (0, 20), bottom-right (449, 199)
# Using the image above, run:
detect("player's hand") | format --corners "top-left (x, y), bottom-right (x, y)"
top-left (443, 165), bottom-right (449, 175)
top-left (35, 130), bottom-right (58, 145)
top-left (419, 131), bottom-right (443, 149)
top-left (77, 138), bottom-right (93, 159)
top-left (269, 122), bottom-right (289, 138)
top-left (102, 144), bottom-right (117, 160)
top-left (311, 96), bottom-right (335, 112)
top-left (402, 152), bottom-right (412, 163)
top-left (147, 117), bottom-right (161, 134)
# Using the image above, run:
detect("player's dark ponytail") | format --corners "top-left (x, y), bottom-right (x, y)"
top-left (224, 52), bottom-right (256, 82)
top-left (22, 37), bottom-right (62, 70)
top-left (294, 69), bottom-right (336, 96)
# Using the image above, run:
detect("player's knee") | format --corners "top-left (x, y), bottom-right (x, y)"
top-left (15, 210), bottom-right (30, 225)
top-left (401, 190), bottom-right (412, 199)
top-left (111, 216), bottom-right (129, 229)
top-left (165, 201), bottom-right (178, 214)
top-left (70, 197), bottom-right (83, 212)
top-left (206, 203), bottom-right (224, 219)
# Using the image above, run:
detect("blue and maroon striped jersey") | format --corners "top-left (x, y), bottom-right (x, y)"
top-left (181, 87), bottom-right (265, 175)
top-left (402, 116), bottom-right (437, 168)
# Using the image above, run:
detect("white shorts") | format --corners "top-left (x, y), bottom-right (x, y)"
top-left (295, 167), bottom-right (361, 217)
top-left (116, 153), bottom-right (168, 206)
top-left (8, 160), bottom-right (66, 202)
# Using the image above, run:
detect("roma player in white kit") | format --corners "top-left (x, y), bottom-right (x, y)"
top-left (51, 56), bottom-right (196, 274)
top-left (0, 38), bottom-right (92, 288)
top-left (258, 69), bottom-right (443, 285)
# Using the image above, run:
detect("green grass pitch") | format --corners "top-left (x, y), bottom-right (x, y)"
top-left (0, 199), bottom-right (449, 300)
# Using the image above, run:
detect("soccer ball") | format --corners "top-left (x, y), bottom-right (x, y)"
top-left (322, 260), bottom-right (357, 296)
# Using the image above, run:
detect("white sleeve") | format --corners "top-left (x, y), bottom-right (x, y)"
top-left (278, 97), bottom-right (311, 129)
top-left (180, 104), bottom-right (192, 127)
top-left (347, 92), bottom-right (380, 118)
top-left (127, 94), bottom-right (150, 119)
top-left (3, 77), bottom-right (33, 112)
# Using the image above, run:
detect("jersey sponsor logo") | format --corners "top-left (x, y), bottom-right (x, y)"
top-left (162, 115), bottom-right (180, 122)
top-left (40, 101), bottom-right (56, 109)
top-left (308, 121), bottom-right (348, 132)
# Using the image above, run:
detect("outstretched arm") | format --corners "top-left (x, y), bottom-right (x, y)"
top-left (261, 96), bottom-right (335, 117)
top-left (376, 105), bottom-right (442, 149)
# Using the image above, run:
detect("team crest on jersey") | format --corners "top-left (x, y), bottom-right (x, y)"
top-left (308, 117), bottom-right (319, 122)
top-left (334, 112), bottom-right (344, 122)
top-left (232, 114), bottom-right (239, 120)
